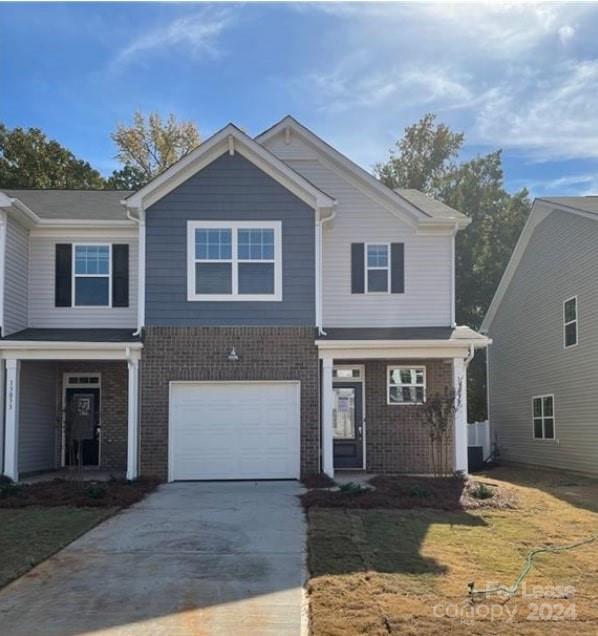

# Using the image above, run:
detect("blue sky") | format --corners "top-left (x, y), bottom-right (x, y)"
top-left (2, 2), bottom-right (598, 197)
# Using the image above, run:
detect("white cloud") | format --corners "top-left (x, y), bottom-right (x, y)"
top-left (475, 60), bottom-right (598, 159)
top-left (558, 24), bottom-right (576, 45)
top-left (113, 8), bottom-right (234, 69)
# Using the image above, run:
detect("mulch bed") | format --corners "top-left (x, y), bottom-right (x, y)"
top-left (300, 475), bottom-right (517, 511)
top-left (0, 477), bottom-right (161, 509)
top-left (302, 473), bottom-right (337, 489)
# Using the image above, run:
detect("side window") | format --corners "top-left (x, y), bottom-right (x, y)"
top-left (532, 395), bottom-right (555, 440)
top-left (366, 244), bottom-right (389, 293)
top-left (563, 297), bottom-right (577, 348)
top-left (73, 245), bottom-right (111, 307)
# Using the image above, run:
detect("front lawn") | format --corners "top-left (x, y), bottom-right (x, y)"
top-left (307, 468), bottom-right (598, 635)
top-left (0, 477), bottom-right (160, 588)
top-left (0, 506), bottom-right (111, 588)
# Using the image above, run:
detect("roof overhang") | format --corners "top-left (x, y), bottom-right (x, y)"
top-left (316, 336), bottom-right (490, 360)
top-left (0, 340), bottom-right (143, 361)
top-left (123, 123), bottom-right (336, 213)
top-left (256, 116), bottom-right (468, 233)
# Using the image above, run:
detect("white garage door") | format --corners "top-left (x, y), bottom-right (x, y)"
top-left (169, 382), bottom-right (300, 481)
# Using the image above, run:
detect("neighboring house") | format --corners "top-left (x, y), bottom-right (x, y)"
top-left (482, 196), bottom-right (598, 476)
top-left (0, 116), bottom-right (487, 483)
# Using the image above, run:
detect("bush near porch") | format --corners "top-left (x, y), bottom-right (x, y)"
top-left (306, 468), bottom-right (598, 635)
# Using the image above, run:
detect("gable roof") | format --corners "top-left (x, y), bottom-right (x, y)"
top-left (124, 123), bottom-right (335, 213)
top-left (481, 196), bottom-right (598, 332)
top-left (1, 189), bottom-right (132, 221)
top-left (256, 116), bottom-right (470, 230)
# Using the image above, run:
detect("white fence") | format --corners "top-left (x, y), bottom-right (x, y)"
top-left (468, 420), bottom-right (491, 461)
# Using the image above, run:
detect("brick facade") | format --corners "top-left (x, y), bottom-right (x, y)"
top-left (362, 359), bottom-right (454, 473)
top-left (56, 361), bottom-right (128, 473)
top-left (139, 326), bottom-right (319, 480)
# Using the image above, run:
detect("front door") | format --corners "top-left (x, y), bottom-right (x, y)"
top-left (333, 383), bottom-right (363, 468)
top-left (65, 389), bottom-right (100, 467)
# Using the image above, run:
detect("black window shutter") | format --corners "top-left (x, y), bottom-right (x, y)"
top-left (391, 243), bottom-right (405, 293)
top-left (112, 244), bottom-right (129, 307)
top-left (55, 244), bottom-right (72, 307)
top-left (351, 243), bottom-right (365, 294)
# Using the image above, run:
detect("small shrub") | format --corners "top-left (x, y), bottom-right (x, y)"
top-left (409, 485), bottom-right (432, 499)
top-left (338, 482), bottom-right (368, 495)
top-left (85, 484), bottom-right (107, 500)
top-left (472, 483), bottom-right (494, 500)
top-left (0, 478), bottom-right (22, 498)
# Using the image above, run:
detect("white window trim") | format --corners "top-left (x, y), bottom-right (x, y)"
top-left (563, 296), bottom-right (578, 349)
top-left (72, 243), bottom-right (112, 308)
top-left (387, 365), bottom-right (427, 405)
top-left (532, 394), bottom-right (556, 441)
top-left (187, 220), bottom-right (282, 301)
top-left (365, 242), bottom-right (390, 294)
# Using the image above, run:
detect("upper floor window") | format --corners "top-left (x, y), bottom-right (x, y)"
top-left (366, 243), bottom-right (389, 293)
top-left (73, 244), bottom-right (111, 306)
top-left (187, 221), bottom-right (282, 301)
top-left (532, 395), bottom-right (555, 440)
top-left (563, 296), bottom-right (577, 348)
top-left (387, 366), bottom-right (426, 405)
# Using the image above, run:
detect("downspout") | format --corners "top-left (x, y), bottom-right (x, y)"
top-left (316, 205), bottom-right (337, 337)
top-left (124, 203), bottom-right (145, 337)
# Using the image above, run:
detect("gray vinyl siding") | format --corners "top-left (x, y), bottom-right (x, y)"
top-left (28, 233), bottom-right (138, 328)
top-left (4, 217), bottom-right (29, 336)
top-left (145, 152), bottom-right (315, 325)
top-left (18, 361), bottom-right (57, 474)
top-left (488, 209), bottom-right (598, 475)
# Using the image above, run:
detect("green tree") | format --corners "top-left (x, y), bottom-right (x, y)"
top-left (376, 115), bottom-right (531, 420)
top-left (104, 164), bottom-right (147, 190)
top-left (0, 124), bottom-right (105, 189)
top-left (111, 112), bottom-right (201, 182)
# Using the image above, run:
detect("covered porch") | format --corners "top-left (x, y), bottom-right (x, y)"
top-left (0, 329), bottom-right (142, 482)
top-left (317, 327), bottom-right (490, 478)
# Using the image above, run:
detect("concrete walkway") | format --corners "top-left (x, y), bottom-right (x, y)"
top-left (0, 481), bottom-right (307, 636)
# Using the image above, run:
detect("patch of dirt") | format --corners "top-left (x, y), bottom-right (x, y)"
top-left (300, 475), bottom-right (517, 511)
top-left (302, 473), bottom-right (336, 489)
top-left (0, 477), bottom-right (161, 509)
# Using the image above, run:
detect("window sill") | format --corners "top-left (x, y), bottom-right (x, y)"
top-left (187, 294), bottom-right (282, 302)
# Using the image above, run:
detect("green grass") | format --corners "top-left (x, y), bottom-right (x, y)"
top-left (0, 506), bottom-right (113, 588)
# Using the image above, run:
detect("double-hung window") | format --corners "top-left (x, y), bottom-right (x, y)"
top-left (387, 366), bottom-right (426, 404)
top-left (532, 395), bottom-right (555, 440)
top-left (188, 221), bottom-right (282, 301)
top-left (563, 296), bottom-right (578, 348)
top-left (366, 243), bottom-right (390, 293)
top-left (73, 244), bottom-right (111, 306)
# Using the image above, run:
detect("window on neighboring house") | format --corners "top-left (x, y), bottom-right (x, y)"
top-left (532, 395), bottom-right (555, 440)
top-left (188, 221), bottom-right (281, 301)
top-left (387, 366), bottom-right (426, 404)
top-left (563, 296), bottom-right (578, 348)
top-left (73, 244), bottom-right (110, 306)
top-left (366, 243), bottom-right (389, 292)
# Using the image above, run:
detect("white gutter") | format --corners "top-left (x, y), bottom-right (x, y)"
top-left (0, 211), bottom-right (6, 334)
top-left (315, 338), bottom-right (490, 350)
top-left (123, 203), bottom-right (145, 336)
top-left (0, 340), bottom-right (143, 351)
top-left (316, 206), bottom-right (337, 336)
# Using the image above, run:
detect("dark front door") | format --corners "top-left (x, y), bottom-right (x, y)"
top-left (65, 388), bottom-right (100, 467)
top-left (333, 383), bottom-right (363, 468)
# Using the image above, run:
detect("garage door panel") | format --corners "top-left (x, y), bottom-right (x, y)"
top-left (170, 382), bottom-right (300, 480)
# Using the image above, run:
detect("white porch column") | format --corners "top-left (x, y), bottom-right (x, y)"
top-left (321, 356), bottom-right (334, 478)
top-left (453, 356), bottom-right (468, 475)
top-left (3, 359), bottom-right (20, 481)
top-left (126, 357), bottom-right (140, 481)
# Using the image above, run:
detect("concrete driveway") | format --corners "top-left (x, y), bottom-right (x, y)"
top-left (0, 481), bottom-right (307, 636)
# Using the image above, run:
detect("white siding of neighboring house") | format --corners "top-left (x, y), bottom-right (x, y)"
top-left (4, 216), bottom-right (29, 336)
top-left (488, 209), bottom-right (598, 476)
top-left (263, 139), bottom-right (453, 327)
top-left (18, 361), bottom-right (58, 474)
top-left (28, 230), bottom-right (138, 328)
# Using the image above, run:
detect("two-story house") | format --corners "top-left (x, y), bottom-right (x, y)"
top-left (482, 196), bottom-right (598, 476)
top-left (0, 116), bottom-right (487, 483)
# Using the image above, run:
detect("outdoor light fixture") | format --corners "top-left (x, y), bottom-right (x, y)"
top-left (227, 347), bottom-right (239, 362)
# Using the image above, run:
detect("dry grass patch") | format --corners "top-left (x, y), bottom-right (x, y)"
top-left (307, 468), bottom-right (598, 635)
